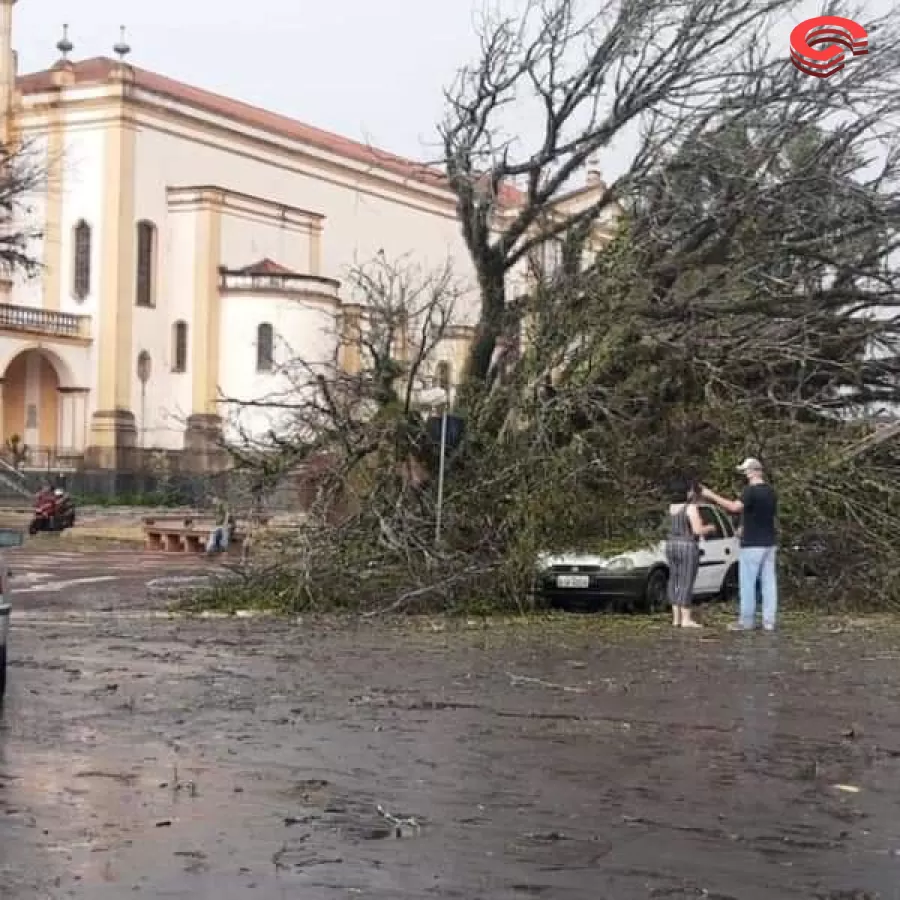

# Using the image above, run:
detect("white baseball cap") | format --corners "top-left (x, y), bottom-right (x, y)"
top-left (736, 457), bottom-right (763, 473)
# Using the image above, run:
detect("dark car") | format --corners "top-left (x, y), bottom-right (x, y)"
top-left (0, 527), bottom-right (23, 702)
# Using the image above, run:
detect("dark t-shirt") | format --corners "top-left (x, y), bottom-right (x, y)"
top-left (740, 483), bottom-right (777, 547)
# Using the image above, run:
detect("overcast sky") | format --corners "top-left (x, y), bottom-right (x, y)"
top-left (14, 0), bottom-right (486, 165)
top-left (12, 0), bottom-right (895, 177)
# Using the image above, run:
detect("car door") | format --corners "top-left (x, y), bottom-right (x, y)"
top-left (693, 504), bottom-right (735, 596)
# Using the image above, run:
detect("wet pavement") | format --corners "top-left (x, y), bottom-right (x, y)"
top-left (1, 547), bottom-right (899, 898)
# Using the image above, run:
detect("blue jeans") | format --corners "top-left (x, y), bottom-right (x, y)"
top-left (738, 546), bottom-right (777, 627)
top-left (206, 526), bottom-right (229, 554)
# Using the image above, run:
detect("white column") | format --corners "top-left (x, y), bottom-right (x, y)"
top-left (80, 390), bottom-right (88, 451)
top-left (23, 350), bottom-right (39, 448)
top-left (65, 390), bottom-right (89, 452)
top-left (58, 390), bottom-right (73, 451)
top-left (0, 1), bottom-right (16, 147)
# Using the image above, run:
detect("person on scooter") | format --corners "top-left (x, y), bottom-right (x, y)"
top-left (35, 482), bottom-right (52, 508)
top-left (30, 482), bottom-right (57, 534)
top-left (53, 488), bottom-right (74, 527)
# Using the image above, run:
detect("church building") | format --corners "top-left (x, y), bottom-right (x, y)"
top-left (0, 1), bottom-right (609, 473)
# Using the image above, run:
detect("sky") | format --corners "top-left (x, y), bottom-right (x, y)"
top-left (11, 0), bottom-right (896, 179)
top-left (14, 0), bottom-right (488, 165)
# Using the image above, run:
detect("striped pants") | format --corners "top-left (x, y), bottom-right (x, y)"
top-left (665, 538), bottom-right (700, 607)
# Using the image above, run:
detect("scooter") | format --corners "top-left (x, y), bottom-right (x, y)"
top-left (28, 489), bottom-right (76, 535)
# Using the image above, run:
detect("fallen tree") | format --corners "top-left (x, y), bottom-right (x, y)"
top-left (210, 0), bottom-right (900, 614)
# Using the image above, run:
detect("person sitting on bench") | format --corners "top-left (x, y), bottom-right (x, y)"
top-left (206, 497), bottom-right (232, 555)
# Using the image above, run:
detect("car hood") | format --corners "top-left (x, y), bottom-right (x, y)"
top-left (538, 542), bottom-right (664, 570)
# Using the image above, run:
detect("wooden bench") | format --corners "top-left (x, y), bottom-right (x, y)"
top-left (142, 514), bottom-right (271, 555)
top-left (143, 519), bottom-right (239, 555)
top-left (142, 515), bottom-right (271, 529)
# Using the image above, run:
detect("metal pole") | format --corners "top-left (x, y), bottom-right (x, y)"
top-left (0, 549), bottom-right (10, 702)
top-left (140, 384), bottom-right (147, 448)
top-left (434, 403), bottom-right (448, 545)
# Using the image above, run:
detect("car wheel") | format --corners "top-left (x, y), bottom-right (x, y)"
top-left (643, 567), bottom-right (669, 613)
top-left (720, 563), bottom-right (739, 604)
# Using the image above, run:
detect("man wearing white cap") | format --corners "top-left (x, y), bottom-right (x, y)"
top-left (701, 458), bottom-right (778, 631)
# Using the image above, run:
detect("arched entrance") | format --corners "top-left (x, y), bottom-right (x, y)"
top-left (2, 349), bottom-right (63, 449)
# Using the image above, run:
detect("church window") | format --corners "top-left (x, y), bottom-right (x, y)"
top-left (72, 220), bottom-right (91, 300)
top-left (172, 320), bottom-right (188, 372)
top-left (136, 220), bottom-right (157, 307)
top-left (256, 323), bottom-right (274, 372)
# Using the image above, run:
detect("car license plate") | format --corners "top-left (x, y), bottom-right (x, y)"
top-left (557, 575), bottom-right (590, 588)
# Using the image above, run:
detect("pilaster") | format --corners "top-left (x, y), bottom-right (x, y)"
top-left (88, 85), bottom-right (137, 461)
top-left (339, 305), bottom-right (363, 375)
top-left (190, 194), bottom-right (223, 418)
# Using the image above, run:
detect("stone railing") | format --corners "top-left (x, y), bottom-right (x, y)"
top-left (218, 270), bottom-right (341, 300)
top-left (0, 303), bottom-right (91, 339)
top-left (12, 445), bottom-right (83, 473)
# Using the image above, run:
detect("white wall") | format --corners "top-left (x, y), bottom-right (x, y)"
top-left (13, 109), bottom-right (487, 448)
top-left (131, 122), bottom-right (477, 307)
top-left (131, 207), bottom-right (196, 448)
top-left (219, 212), bottom-right (311, 273)
top-left (217, 291), bottom-right (336, 441)
top-left (126, 121), bottom-right (481, 443)
top-left (56, 126), bottom-right (106, 317)
top-left (57, 125), bottom-right (108, 414)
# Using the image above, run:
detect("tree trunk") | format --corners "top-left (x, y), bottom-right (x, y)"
top-left (460, 266), bottom-right (506, 397)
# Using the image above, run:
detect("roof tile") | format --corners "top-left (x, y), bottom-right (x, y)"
top-left (236, 258), bottom-right (296, 275)
top-left (17, 57), bottom-right (525, 205)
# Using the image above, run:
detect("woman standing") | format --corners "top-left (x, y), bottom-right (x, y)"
top-left (666, 478), bottom-right (716, 627)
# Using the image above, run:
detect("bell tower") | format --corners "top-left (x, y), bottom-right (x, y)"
top-left (0, 0), bottom-right (16, 146)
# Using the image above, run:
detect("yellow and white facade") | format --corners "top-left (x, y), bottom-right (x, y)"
top-left (0, 4), bottom-right (491, 465)
top-left (0, 2), bottom-right (612, 468)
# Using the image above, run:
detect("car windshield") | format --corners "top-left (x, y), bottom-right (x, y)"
top-left (543, 505), bottom-right (685, 555)
top-left (580, 512), bottom-right (666, 554)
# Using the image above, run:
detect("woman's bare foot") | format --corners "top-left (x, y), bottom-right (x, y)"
top-left (681, 619), bottom-right (703, 628)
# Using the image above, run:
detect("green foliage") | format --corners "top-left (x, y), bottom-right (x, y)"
top-left (203, 80), bottom-right (900, 615)
top-left (4, 434), bottom-right (27, 467)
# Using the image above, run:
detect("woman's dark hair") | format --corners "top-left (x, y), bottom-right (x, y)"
top-left (667, 474), bottom-right (700, 502)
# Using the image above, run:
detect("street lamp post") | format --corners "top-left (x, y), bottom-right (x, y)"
top-left (435, 399), bottom-right (448, 545)
top-left (420, 386), bottom-right (450, 545)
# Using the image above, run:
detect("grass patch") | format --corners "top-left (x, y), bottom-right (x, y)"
top-left (177, 573), bottom-right (313, 616)
top-left (175, 576), bottom-right (542, 617)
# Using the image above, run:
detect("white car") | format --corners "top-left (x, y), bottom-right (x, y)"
top-left (536, 503), bottom-right (740, 612)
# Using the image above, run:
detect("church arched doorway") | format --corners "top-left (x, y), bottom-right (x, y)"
top-left (2, 349), bottom-right (62, 451)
